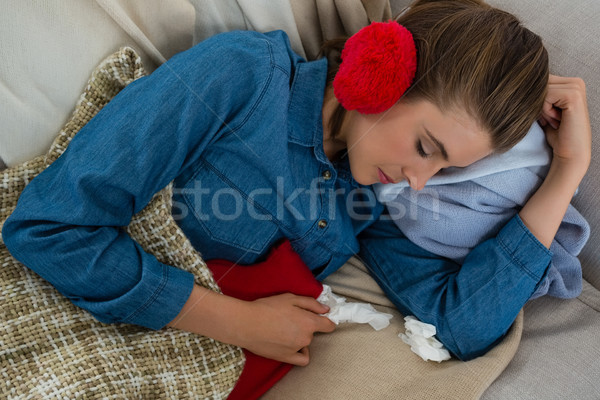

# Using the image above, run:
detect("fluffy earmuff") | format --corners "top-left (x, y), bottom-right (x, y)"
top-left (333, 21), bottom-right (417, 114)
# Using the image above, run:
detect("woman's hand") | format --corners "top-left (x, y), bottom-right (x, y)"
top-left (167, 285), bottom-right (335, 366)
top-left (538, 74), bottom-right (592, 178)
top-left (520, 74), bottom-right (592, 248)
top-left (237, 293), bottom-right (336, 366)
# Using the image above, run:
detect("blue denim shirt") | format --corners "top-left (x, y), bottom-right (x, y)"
top-left (3, 30), bottom-right (552, 360)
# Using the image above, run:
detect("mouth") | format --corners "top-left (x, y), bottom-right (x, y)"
top-left (377, 168), bottom-right (395, 184)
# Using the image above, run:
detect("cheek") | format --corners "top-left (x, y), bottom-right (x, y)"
top-left (383, 135), bottom-right (412, 162)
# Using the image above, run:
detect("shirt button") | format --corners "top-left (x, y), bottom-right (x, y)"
top-left (322, 170), bottom-right (332, 180)
top-left (318, 219), bottom-right (328, 229)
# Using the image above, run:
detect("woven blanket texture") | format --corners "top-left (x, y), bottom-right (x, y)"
top-left (0, 47), bottom-right (245, 399)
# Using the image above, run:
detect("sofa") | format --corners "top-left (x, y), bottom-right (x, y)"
top-left (1, 0), bottom-right (598, 399)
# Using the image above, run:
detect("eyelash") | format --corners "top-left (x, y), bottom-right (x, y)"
top-left (416, 140), bottom-right (432, 159)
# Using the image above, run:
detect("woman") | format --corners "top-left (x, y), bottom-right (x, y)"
top-left (2, 0), bottom-right (591, 367)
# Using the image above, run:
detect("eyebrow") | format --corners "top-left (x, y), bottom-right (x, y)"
top-left (425, 128), bottom-right (449, 161)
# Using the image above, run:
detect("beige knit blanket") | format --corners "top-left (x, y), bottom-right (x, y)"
top-left (0, 47), bottom-right (244, 399)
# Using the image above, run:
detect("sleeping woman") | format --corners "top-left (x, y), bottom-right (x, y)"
top-left (3, 0), bottom-right (591, 371)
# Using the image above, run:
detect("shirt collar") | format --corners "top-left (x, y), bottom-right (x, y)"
top-left (286, 57), bottom-right (362, 189)
top-left (287, 57), bottom-right (328, 147)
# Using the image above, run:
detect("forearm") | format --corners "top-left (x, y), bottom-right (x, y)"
top-left (526, 74), bottom-right (591, 248)
top-left (519, 158), bottom-right (587, 248)
top-left (167, 284), bottom-right (248, 347)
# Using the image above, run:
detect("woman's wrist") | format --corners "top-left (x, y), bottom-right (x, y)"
top-left (550, 154), bottom-right (590, 186)
top-left (518, 156), bottom-right (586, 248)
top-left (166, 284), bottom-right (249, 347)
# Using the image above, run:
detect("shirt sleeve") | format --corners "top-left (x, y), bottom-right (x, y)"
top-left (2, 31), bottom-right (277, 330)
top-left (358, 213), bottom-right (552, 360)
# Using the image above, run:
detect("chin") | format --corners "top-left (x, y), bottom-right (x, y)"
top-left (349, 158), bottom-right (379, 186)
top-left (348, 162), bottom-right (377, 185)
top-left (352, 174), bottom-right (376, 186)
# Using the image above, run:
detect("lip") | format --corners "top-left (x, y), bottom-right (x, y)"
top-left (377, 168), bottom-right (394, 184)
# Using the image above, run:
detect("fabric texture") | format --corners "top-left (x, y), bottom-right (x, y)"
top-left (0, 47), bottom-right (244, 399)
top-left (375, 122), bottom-right (590, 299)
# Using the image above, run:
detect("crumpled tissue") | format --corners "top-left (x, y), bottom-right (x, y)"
top-left (399, 316), bottom-right (451, 362)
top-left (317, 285), bottom-right (393, 331)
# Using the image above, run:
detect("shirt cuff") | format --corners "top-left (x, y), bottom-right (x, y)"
top-left (497, 214), bottom-right (553, 284)
top-left (122, 264), bottom-right (196, 330)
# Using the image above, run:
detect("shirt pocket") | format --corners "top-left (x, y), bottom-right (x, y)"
top-left (179, 161), bottom-right (281, 255)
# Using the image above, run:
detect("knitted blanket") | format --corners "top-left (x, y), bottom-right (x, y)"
top-left (0, 47), bottom-right (244, 399)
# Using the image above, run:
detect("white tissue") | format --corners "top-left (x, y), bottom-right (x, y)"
top-left (399, 316), bottom-right (451, 362)
top-left (317, 285), bottom-right (393, 331)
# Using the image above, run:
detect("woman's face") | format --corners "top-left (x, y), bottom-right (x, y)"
top-left (339, 99), bottom-right (493, 190)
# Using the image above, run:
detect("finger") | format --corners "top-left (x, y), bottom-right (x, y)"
top-left (546, 116), bottom-right (560, 130)
top-left (545, 79), bottom-right (587, 112)
top-left (314, 316), bottom-right (337, 333)
top-left (293, 295), bottom-right (330, 314)
top-left (548, 74), bottom-right (583, 86)
top-left (548, 73), bottom-right (566, 84)
top-left (287, 347), bottom-right (310, 366)
top-left (548, 74), bottom-right (577, 85)
top-left (540, 103), bottom-right (561, 129)
top-left (542, 99), bottom-right (561, 120)
top-left (539, 113), bottom-right (560, 130)
top-left (299, 346), bottom-right (309, 358)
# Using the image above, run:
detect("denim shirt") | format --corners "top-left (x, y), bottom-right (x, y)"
top-left (3, 30), bottom-right (552, 360)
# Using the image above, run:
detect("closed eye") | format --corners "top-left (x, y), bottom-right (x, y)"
top-left (416, 140), bottom-right (432, 159)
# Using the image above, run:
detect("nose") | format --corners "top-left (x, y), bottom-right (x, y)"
top-left (406, 176), bottom-right (426, 191)
top-left (406, 167), bottom-right (441, 191)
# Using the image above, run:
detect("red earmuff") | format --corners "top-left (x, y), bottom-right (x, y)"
top-left (333, 21), bottom-right (417, 114)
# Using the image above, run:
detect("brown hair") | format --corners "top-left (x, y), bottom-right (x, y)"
top-left (322, 0), bottom-right (549, 153)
